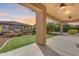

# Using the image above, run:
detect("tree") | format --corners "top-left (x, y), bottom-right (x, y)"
top-left (32, 24), bottom-right (36, 35)
top-left (54, 23), bottom-right (60, 32)
top-left (46, 23), bottom-right (55, 34)
top-left (63, 24), bottom-right (71, 32)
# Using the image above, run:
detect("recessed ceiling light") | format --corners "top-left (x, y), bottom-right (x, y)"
top-left (68, 16), bottom-right (72, 20)
top-left (65, 10), bottom-right (70, 14)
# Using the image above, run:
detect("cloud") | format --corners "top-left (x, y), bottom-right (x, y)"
top-left (0, 12), bottom-right (9, 16)
top-left (0, 13), bottom-right (36, 25)
top-left (13, 15), bottom-right (36, 25)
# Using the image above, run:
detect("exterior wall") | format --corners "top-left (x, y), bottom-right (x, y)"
top-left (12, 25), bottom-right (22, 32)
top-left (0, 25), bottom-right (3, 34)
top-left (2, 25), bottom-right (10, 32)
top-left (22, 25), bottom-right (33, 34)
top-left (0, 24), bottom-right (33, 34)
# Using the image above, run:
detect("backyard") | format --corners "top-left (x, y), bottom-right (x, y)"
top-left (0, 22), bottom-right (79, 53)
top-left (0, 35), bottom-right (52, 53)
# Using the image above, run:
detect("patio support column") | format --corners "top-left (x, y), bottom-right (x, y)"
top-left (36, 11), bottom-right (46, 45)
top-left (19, 3), bottom-right (46, 45)
top-left (60, 23), bottom-right (64, 35)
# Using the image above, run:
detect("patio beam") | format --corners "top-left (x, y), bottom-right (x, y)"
top-left (46, 13), bottom-right (63, 22)
top-left (19, 3), bottom-right (46, 12)
top-left (63, 20), bottom-right (79, 23)
top-left (19, 3), bottom-right (63, 23)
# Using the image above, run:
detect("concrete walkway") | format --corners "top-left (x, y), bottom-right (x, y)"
top-left (0, 35), bottom-right (79, 56)
top-left (0, 43), bottom-right (59, 56)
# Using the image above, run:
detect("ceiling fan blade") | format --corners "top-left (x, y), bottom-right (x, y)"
top-left (60, 3), bottom-right (75, 6)
top-left (66, 3), bottom-right (75, 6)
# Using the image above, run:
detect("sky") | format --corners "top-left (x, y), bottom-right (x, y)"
top-left (0, 3), bottom-right (78, 25)
top-left (0, 3), bottom-right (36, 25)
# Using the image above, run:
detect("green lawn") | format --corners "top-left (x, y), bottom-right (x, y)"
top-left (0, 35), bottom-right (53, 53)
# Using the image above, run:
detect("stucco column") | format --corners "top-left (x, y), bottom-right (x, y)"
top-left (60, 23), bottom-right (64, 35)
top-left (36, 11), bottom-right (46, 45)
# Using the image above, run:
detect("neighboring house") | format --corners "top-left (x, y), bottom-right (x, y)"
top-left (0, 21), bottom-right (33, 35)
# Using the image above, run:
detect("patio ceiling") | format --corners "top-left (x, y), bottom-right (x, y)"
top-left (43, 3), bottom-right (79, 23)
top-left (19, 3), bottom-right (79, 23)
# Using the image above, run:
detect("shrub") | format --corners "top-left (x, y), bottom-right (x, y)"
top-left (48, 32), bottom-right (53, 35)
top-left (68, 29), bottom-right (78, 35)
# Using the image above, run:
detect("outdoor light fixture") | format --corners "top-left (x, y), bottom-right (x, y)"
top-left (60, 3), bottom-right (66, 7)
top-left (68, 16), bottom-right (72, 20)
top-left (60, 3), bottom-right (66, 10)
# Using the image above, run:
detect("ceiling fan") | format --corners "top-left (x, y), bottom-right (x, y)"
top-left (53, 3), bottom-right (75, 11)
top-left (59, 3), bottom-right (75, 11)
top-left (60, 3), bottom-right (75, 7)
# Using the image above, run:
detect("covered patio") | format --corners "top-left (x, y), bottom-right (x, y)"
top-left (0, 3), bottom-right (79, 56)
top-left (19, 3), bottom-right (79, 45)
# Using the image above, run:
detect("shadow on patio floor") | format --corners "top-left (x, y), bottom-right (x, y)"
top-left (37, 44), bottom-right (60, 56)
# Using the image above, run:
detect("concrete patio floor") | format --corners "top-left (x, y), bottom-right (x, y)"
top-left (47, 35), bottom-right (79, 56)
top-left (0, 35), bottom-right (79, 56)
top-left (0, 43), bottom-right (59, 56)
